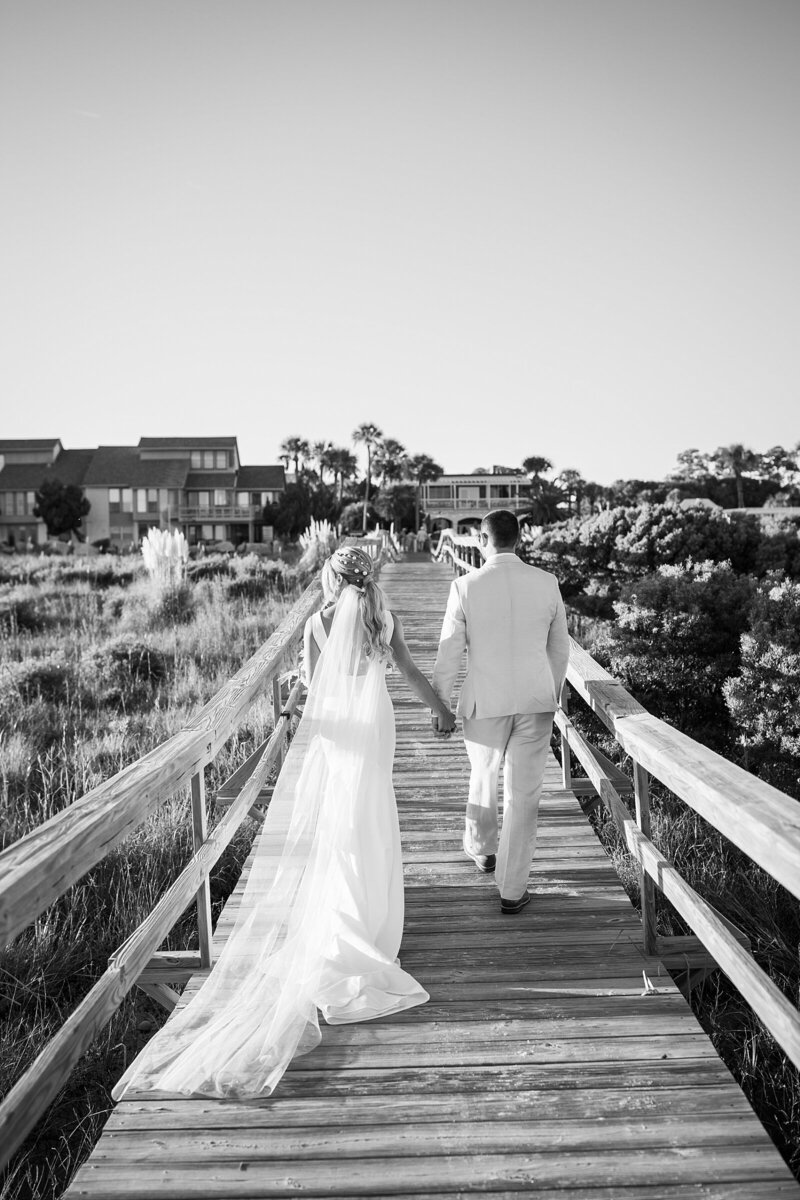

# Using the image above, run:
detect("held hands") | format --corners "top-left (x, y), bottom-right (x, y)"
top-left (431, 707), bottom-right (456, 739)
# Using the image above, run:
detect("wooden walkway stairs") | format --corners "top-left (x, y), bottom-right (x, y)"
top-left (66, 559), bottom-right (800, 1198)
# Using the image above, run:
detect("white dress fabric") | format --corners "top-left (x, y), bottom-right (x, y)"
top-left (113, 585), bottom-right (428, 1100)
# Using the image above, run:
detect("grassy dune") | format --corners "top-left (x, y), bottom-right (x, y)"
top-left (0, 555), bottom-right (303, 1200)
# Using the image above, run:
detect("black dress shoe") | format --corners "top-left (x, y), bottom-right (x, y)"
top-left (462, 837), bottom-right (496, 874)
top-left (500, 892), bottom-right (531, 914)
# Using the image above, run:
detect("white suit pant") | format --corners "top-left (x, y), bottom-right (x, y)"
top-left (462, 711), bottom-right (554, 900)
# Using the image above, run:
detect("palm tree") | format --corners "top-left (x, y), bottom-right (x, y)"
top-left (407, 453), bottom-right (443, 533)
top-left (328, 447), bottom-right (359, 506)
top-left (711, 443), bottom-right (760, 508)
top-left (522, 455), bottom-right (553, 483)
top-left (310, 440), bottom-right (335, 485)
top-left (279, 436), bottom-right (311, 477)
top-left (353, 423), bottom-right (383, 532)
top-left (556, 468), bottom-right (585, 517)
top-left (372, 438), bottom-right (408, 487)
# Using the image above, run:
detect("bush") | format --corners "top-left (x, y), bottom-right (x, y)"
top-left (84, 639), bottom-right (170, 707)
top-left (0, 594), bottom-right (45, 634)
top-left (724, 577), bottom-right (800, 797)
top-left (599, 560), bottom-right (755, 750)
top-left (0, 651), bottom-right (76, 711)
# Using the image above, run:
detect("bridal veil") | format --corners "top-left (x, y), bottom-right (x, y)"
top-left (113, 583), bottom-right (427, 1100)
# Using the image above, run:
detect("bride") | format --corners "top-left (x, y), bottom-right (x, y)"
top-left (113, 544), bottom-right (456, 1099)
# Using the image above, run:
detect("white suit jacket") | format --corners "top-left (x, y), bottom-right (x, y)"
top-left (432, 553), bottom-right (570, 719)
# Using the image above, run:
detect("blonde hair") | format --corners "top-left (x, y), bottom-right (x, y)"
top-left (321, 556), bottom-right (393, 663)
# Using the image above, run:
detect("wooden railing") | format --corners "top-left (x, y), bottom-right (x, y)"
top-left (444, 542), bottom-right (800, 1074)
top-left (431, 528), bottom-right (482, 571)
top-left (0, 538), bottom-right (389, 1171)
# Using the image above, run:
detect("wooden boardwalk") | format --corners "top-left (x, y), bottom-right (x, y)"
top-left (66, 559), bottom-right (800, 1198)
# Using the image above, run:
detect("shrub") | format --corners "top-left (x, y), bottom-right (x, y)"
top-left (599, 560), bottom-right (755, 750)
top-left (0, 651), bottom-right (76, 712)
top-left (84, 639), bottom-right (170, 707)
top-left (724, 577), bottom-right (800, 797)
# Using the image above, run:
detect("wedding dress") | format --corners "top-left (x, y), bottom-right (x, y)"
top-left (112, 585), bottom-right (428, 1100)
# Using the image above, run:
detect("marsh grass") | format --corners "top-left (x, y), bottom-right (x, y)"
top-left (560, 697), bottom-right (800, 1179)
top-left (0, 554), bottom-right (304, 1200)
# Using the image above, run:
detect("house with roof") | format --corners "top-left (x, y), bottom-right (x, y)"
top-left (419, 468), bottom-right (530, 534)
top-left (0, 437), bottom-right (285, 549)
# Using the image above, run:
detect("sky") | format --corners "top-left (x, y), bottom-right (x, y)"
top-left (1, 0), bottom-right (798, 485)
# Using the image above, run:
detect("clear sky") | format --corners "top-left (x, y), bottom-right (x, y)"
top-left (1, 1), bottom-right (798, 484)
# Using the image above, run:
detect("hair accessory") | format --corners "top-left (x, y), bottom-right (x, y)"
top-left (331, 545), bottom-right (374, 582)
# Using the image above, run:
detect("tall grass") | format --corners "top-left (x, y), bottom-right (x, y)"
top-left (0, 554), bottom-right (304, 1200)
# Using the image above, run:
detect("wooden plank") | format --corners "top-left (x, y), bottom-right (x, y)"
top-left (64, 558), bottom-right (800, 1200)
top-left (64, 1145), bottom-right (796, 1197)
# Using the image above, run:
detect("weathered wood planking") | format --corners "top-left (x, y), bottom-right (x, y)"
top-left (65, 559), bottom-right (799, 1198)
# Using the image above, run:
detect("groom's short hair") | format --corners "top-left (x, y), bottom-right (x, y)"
top-left (482, 509), bottom-right (519, 547)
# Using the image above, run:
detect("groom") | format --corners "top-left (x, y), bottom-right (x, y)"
top-left (431, 509), bottom-right (570, 913)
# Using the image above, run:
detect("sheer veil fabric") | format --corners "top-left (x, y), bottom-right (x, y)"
top-left (112, 584), bottom-right (428, 1100)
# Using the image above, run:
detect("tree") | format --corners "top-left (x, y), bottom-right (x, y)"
top-left (522, 455), bottom-right (553, 481)
top-left (310, 440), bottom-right (335, 485)
top-left (353, 423), bottom-right (383, 533)
top-left (669, 448), bottom-right (712, 482)
top-left (711, 443), bottom-right (760, 509)
top-left (279, 436), bottom-right (311, 476)
top-left (327, 448), bottom-right (359, 506)
top-left (372, 438), bottom-right (408, 487)
top-left (556, 469), bottom-right (585, 516)
top-left (33, 477), bottom-right (90, 538)
top-left (406, 453), bottom-right (443, 532)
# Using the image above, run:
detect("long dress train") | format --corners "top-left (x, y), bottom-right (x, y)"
top-left (112, 586), bottom-right (428, 1100)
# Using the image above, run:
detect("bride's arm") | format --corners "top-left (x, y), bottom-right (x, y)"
top-left (390, 616), bottom-right (456, 732)
top-left (302, 616), bottom-right (320, 685)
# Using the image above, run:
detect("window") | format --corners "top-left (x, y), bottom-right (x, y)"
top-left (136, 489), bottom-right (148, 512)
top-left (214, 524), bottom-right (225, 541)
top-left (490, 485), bottom-right (510, 499)
top-left (214, 489), bottom-right (227, 506)
top-left (191, 451), bottom-right (202, 469)
top-left (203, 451), bottom-right (215, 469)
top-left (26, 491), bottom-right (35, 513)
top-left (147, 488), bottom-right (159, 512)
top-left (427, 486), bottom-right (451, 500)
top-left (121, 488), bottom-right (133, 513)
top-left (198, 491), bottom-right (210, 509)
top-left (215, 451), bottom-right (227, 469)
top-left (109, 487), bottom-right (121, 511)
top-left (236, 491), bottom-right (249, 507)
top-left (167, 489), bottom-right (180, 511)
top-left (201, 524), bottom-right (213, 540)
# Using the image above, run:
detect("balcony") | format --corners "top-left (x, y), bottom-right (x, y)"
top-left (423, 497), bottom-right (530, 512)
top-left (178, 505), bottom-right (261, 521)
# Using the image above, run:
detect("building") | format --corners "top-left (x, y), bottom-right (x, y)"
top-left (420, 469), bottom-right (530, 534)
top-left (0, 437), bottom-right (285, 549)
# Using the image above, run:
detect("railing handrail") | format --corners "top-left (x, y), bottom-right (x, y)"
top-left (564, 637), bottom-right (800, 905)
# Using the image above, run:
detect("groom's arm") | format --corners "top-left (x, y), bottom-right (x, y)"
top-left (431, 579), bottom-right (467, 710)
top-left (546, 578), bottom-right (570, 700)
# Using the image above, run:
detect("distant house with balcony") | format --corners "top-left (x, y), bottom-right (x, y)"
top-left (0, 436), bottom-right (285, 549)
top-left (420, 468), bottom-right (530, 534)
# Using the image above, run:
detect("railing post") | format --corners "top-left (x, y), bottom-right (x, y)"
top-left (272, 674), bottom-right (285, 768)
top-left (633, 761), bottom-right (658, 955)
top-left (190, 770), bottom-right (214, 969)
top-left (560, 684), bottom-right (572, 791)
